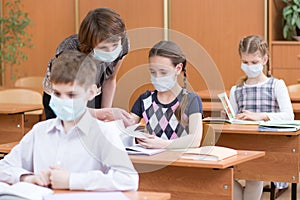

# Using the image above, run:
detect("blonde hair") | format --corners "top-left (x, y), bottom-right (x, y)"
top-left (237, 35), bottom-right (270, 86)
top-left (149, 40), bottom-right (188, 125)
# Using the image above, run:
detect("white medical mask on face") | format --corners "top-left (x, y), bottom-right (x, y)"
top-left (49, 94), bottom-right (87, 121)
top-left (93, 44), bottom-right (122, 62)
top-left (151, 74), bottom-right (177, 92)
top-left (241, 63), bottom-right (264, 78)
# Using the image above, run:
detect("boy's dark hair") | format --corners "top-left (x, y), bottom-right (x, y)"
top-left (50, 50), bottom-right (97, 89)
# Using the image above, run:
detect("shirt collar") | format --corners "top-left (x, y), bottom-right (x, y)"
top-left (46, 118), bottom-right (63, 133)
top-left (46, 110), bottom-right (95, 136)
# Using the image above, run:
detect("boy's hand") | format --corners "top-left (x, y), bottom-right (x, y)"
top-left (49, 166), bottom-right (70, 189)
top-left (20, 169), bottom-right (51, 187)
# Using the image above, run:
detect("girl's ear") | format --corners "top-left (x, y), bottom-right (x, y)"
top-left (175, 63), bottom-right (183, 75)
top-left (87, 84), bottom-right (98, 101)
top-left (262, 55), bottom-right (268, 65)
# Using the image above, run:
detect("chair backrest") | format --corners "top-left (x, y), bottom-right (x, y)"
top-left (287, 84), bottom-right (300, 93)
top-left (129, 84), bottom-right (154, 110)
top-left (0, 88), bottom-right (43, 115)
top-left (14, 76), bottom-right (44, 89)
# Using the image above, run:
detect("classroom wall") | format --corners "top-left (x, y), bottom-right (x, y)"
top-left (1, 0), bottom-right (265, 110)
top-left (2, 0), bottom-right (75, 86)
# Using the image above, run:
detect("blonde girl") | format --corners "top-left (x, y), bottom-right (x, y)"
top-left (231, 35), bottom-right (294, 200)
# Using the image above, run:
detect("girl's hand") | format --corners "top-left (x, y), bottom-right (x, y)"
top-left (20, 169), bottom-right (51, 187)
top-left (136, 134), bottom-right (170, 149)
top-left (49, 166), bottom-right (70, 189)
top-left (235, 110), bottom-right (268, 121)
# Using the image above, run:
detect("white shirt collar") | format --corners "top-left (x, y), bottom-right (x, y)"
top-left (46, 110), bottom-right (94, 136)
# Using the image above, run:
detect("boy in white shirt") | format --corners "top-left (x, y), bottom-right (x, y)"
top-left (0, 51), bottom-right (138, 191)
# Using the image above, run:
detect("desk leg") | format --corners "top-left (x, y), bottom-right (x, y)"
top-left (291, 183), bottom-right (297, 200)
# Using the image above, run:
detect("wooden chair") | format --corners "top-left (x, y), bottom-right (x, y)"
top-left (287, 84), bottom-right (300, 93)
top-left (14, 76), bottom-right (44, 95)
top-left (0, 89), bottom-right (43, 131)
top-left (14, 76), bottom-right (44, 89)
top-left (287, 84), bottom-right (300, 104)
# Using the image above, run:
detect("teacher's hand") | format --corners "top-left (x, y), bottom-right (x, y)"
top-left (90, 107), bottom-right (135, 127)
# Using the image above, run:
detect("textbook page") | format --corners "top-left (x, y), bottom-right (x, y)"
top-left (181, 146), bottom-right (237, 161)
top-left (43, 192), bottom-right (129, 200)
top-left (203, 117), bottom-right (261, 125)
top-left (126, 145), bottom-right (166, 156)
top-left (202, 92), bottom-right (262, 125)
top-left (113, 120), bottom-right (147, 139)
top-left (0, 182), bottom-right (53, 200)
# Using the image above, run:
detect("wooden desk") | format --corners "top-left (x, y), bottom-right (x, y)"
top-left (0, 103), bottom-right (42, 144)
top-left (202, 101), bottom-right (223, 117)
top-left (211, 124), bottom-right (300, 200)
top-left (125, 191), bottom-right (170, 200)
top-left (0, 141), bottom-right (18, 154)
top-left (54, 190), bottom-right (171, 200)
top-left (131, 150), bottom-right (265, 200)
top-left (292, 103), bottom-right (300, 120)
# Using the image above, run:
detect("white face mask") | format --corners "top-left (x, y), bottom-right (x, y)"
top-left (241, 63), bottom-right (264, 78)
top-left (93, 44), bottom-right (122, 62)
top-left (49, 94), bottom-right (86, 121)
top-left (151, 74), bottom-right (177, 92)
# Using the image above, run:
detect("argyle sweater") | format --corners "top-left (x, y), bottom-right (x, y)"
top-left (131, 90), bottom-right (202, 140)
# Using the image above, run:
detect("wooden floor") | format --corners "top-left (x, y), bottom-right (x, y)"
top-left (261, 183), bottom-right (299, 200)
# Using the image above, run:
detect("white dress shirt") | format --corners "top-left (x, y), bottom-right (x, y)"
top-left (229, 78), bottom-right (294, 120)
top-left (0, 111), bottom-right (138, 191)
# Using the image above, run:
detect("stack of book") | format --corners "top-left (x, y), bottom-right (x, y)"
top-left (258, 120), bottom-right (300, 132)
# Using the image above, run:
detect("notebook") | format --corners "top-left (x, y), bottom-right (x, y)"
top-left (0, 182), bottom-right (53, 200)
top-left (258, 120), bottom-right (300, 132)
top-left (181, 146), bottom-right (238, 161)
top-left (203, 92), bottom-right (261, 125)
top-left (126, 145), bottom-right (166, 156)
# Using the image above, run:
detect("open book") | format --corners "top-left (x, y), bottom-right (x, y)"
top-left (181, 146), bottom-right (238, 161)
top-left (44, 192), bottom-right (129, 200)
top-left (126, 145), bottom-right (166, 156)
top-left (258, 120), bottom-right (300, 132)
top-left (203, 92), bottom-right (261, 125)
top-left (0, 182), bottom-right (53, 200)
top-left (115, 120), bottom-right (147, 139)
